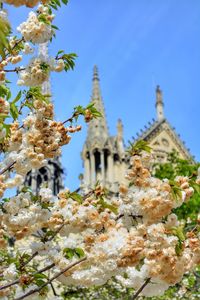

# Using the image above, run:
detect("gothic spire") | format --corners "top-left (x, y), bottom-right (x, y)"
top-left (155, 85), bottom-right (164, 121)
top-left (86, 65), bottom-right (109, 141)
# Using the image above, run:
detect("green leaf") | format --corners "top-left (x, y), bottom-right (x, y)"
top-left (2, 123), bottom-right (11, 137)
top-left (26, 86), bottom-right (50, 104)
top-left (38, 14), bottom-right (51, 25)
top-left (175, 240), bottom-right (184, 256)
top-left (51, 24), bottom-right (59, 30)
top-left (35, 279), bottom-right (46, 287)
top-left (169, 180), bottom-right (182, 201)
top-left (0, 198), bottom-right (10, 213)
top-left (10, 102), bottom-right (19, 120)
top-left (98, 198), bottom-right (118, 214)
top-left (189, 180), bottom-right (200, 194)
top-left (11, 91), bottom-right (22, 104)
top-left (127, 140), bottom-right (152, 156)
top-left (49, 0), bottom-right (68, 10)
top-left (57, 50), bottom-right (64, 55)
top-left (63, 248), bottom-right (75, 260)
top-left (34, 273), bottom-right (48, 279)
top-left (63, 247), bottom-right (85, 260)
top-left (172, 226), bottom-right (185, 242)
top-left (20, 186), bottom-right (32, 193)
top-left (62, 53), bottom-right (77, 71)
top-left (0, 84), bottom-right (11, 99)
top-left (40, 62), bottom-right (50, 73)
top-left (0, 17), bottom-right (11, 59)
top-left (70, 192), bottom-right (83, 204)
top-left (75, 248), bottom-right (85, 258)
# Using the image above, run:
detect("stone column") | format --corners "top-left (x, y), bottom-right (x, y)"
top-left (84, 158), bottom-right (90, 185)
top-left (50, 175), bottom-right (55, 191)
top-left (91, 152), bottom-right (95, 184)
top-left (31, 169), bottom-right (37, 193)
top-left (108, 154), bottom-right (113, 184)
top-left (101, 151), bottom-right (105, 184)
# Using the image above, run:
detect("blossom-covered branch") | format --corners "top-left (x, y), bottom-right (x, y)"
top-left (0, 1), bottom-right (200, 300)
top-left (14, 257), bottom-right (87, 300)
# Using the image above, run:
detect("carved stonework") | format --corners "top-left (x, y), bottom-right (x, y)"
top-left (24, 158), bottom-right (64, 195)
top-left (82, 72), bottom-right (193, 193)
top-left (81, 66), bottom-right (126, 192)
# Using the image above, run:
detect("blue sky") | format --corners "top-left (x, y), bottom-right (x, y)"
top-left (5, 0), bottom-right (200, 190)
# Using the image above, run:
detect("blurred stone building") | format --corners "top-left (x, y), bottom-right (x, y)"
top-left (81, 66), bottom-right (192, 192)
top-left (25, 63), bottom-right (192, 194)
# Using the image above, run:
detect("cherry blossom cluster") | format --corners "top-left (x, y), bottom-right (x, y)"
top-left (116, 217), bottom-right (200, 297)
top-left (17, 57), bottom-right (50, 86)
top-left (118, 151), bottom-right (193, 224)
top-left (0, 99), bottom-right (74, 199)
top-left (0, 149), bottom-right (200, 298)
top-left (17, 6), bottom-right (54, 44)
top-left (1, 190), bottom-right (52, 241)
top-left (17, 57), bottom-right (66, 86)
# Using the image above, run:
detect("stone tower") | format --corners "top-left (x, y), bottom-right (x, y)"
top-left (133, 86), bottom-right (192, 162)
top-left (81, 66), bottom-right (126, 192)
top-left (24, 43), bottom-right (64, 195)
top-left (156, 85), bottom-right (164, 121)
top-left (82, 70), bottom-right (193, 192)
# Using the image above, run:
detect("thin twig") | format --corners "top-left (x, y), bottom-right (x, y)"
top-left (131, 277), bottom-right (151, 300)
top-left (50, 282), bottom-right (57, 296)
top-left (14, 257), bottom-right (87, 300)
top-left (62, 112), bottom-right (80, 125)
top-left (0, 262), bottom-right (55, 291)
top-left (20, 252), bottom-right (38, 269)
top-left (36, 262), bottom-right (55, 274)
top-left (115, 214), bottom-right (143, 221)
top-left (4, 67), bottom-right (25, 73)
top-left (0, 161), bottom-right (16, 175)
top-left (0, 38), bottom-right (24, 64)
top-left (83, 190), bottom-right (94, 200)
top-left (48, 222), bottom-right (65, 242)
top-left (0, 278), bottom-right (19, 291)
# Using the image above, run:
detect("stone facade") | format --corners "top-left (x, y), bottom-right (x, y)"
top-left (25, 63), bottom-right (193, 195)
top-left (133, 86), bottom-right (192, 163)
top-left (81, 67), bottom-right (193, 191)
top-left (81, 66), bottom-right (127, 193)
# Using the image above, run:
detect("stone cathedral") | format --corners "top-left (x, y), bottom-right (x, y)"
top-left (25, 60), bottom-right (192, 194)
top-left (81, 66), bottom-right (192, 193)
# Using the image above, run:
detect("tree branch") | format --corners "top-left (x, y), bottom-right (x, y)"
top-left (0, 161), bottom-right (16, 175)
top-left (14, 257), bottom-right (87, 300)
top-left (0, 38), bottom-right (24, 64)
top-left (20, 252), bottom-right (38, 269)
top-left (4, 67), bottom-right (25, 73)
top-left (48, 222), bottom-right (65, 242)
top-left (0, 262), bottom-right (55, 292)
top-left (131, 277), bottom-right (151, 300)
top-left (115, 214), bottom-right (143, 221)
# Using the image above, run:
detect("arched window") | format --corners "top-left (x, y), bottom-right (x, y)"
top-left (54, 168), bottom-right (61, 195)
top-left (24, 171), bottom-right (32, 186)
top-left (94, 149), bottom-right (101, 173)
top-left (36, 167), bottom-right (51, 193)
